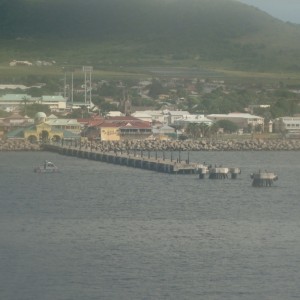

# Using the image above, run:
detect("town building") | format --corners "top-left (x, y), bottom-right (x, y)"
top-left (5, 112), bottom-right (79, 142)
top-left (85, 116), bottom-right (152, 141)
top-left (0, 94), bottom-right (33, 109)
top-left (0, 113), bottom-right (33, 138)
top-left (207, 113), bottom-right (264, 132)
top-left (273, 116), bottom-right (300, 137)
top-left (173, 114), bottom-right (214, 128)
top-left (9, 60), bottom-right (33, 66)
top-left (0, 94), bottom-right (67, 112)
top-left (106, 111), bottom-right (124, 117)
top-left (152, 124), bottom-right (176, 140)
top-left (136, 110), bottom-right (165, 124)
top-left (166, 110), bottom-right (190, 125)
top-left (0, 84), bottom-right (30, 90)
top-left (40, 95), bottom-right (67, 111)
top-left (131, 111), bottom-right (152, 124)
top-left (46, 117), bottom-right (82, 134)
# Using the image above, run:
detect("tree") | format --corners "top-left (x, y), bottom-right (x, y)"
top-left (207, 122), bottom-right (219, 137)
top-left (20, 103), bottom-right (51, 118)
top-left (198, 123), bottom-right (210, 138)
top-left (99, 102), bottom-right (118, 114)
top-left (147, 79), bottom-right (166, 99)
top-left (97, 82), bottom-right (118, 97)
top-left (254, 124), bottom-right (263, 133)
top-left (185, 122), bottom-right (211, 139)
top-left (270, 99), bottom-right (290, 118)
top-left (216, 120), bottom-right (239, 133)
top-left (0, 109), bottom-right (10, 117)
top-left (20, 96), bottom-right (31, 116)
top-left (186, 123), bottom-right (199, 139)
top-left (67, 108), bottom-right (84, 119)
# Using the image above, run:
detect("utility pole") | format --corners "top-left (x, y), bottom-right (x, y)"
top-left (71, 72), bottom-right (74, 104)
top-left (82, 66), bottom-right (93, 107)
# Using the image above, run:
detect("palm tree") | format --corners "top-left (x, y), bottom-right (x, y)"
top-left (208, 122), bottom-right (219, 138)
top-left (21, 96), bottom-right (30, 116)
top-left (186, 123), bottom-right (199, 139)
top-left (186, 123), bottom-right (211, 139)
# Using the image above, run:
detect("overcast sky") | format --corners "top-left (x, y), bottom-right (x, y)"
top-left (238, 0), bottom-right (300, 24)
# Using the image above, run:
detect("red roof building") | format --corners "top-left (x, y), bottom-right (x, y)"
top-left (86, 116), bottom-right (152, 140)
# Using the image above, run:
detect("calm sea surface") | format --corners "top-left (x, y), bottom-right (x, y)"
top-left (0, 151), bottom-right (300, 300)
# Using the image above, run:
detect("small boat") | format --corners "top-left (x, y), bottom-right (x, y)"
top-left (34, 160), bottom-right (59, 173)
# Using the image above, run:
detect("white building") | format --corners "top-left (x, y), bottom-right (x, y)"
top-left (106, 111), bottom-right (124, 117)
top-left (142, 110), bottom-right (165, 124)
top-left (131, 111), bottom-right (152, 124)
top-left (166, 110), bottom-right (190, 125)
top-left (207, 113), bottom-right (264, 132)
top-left (152, 124), bottom-right (175, 138)
top-left (274, 116), bottom-right (300, 136)
top-left (46, 118), bottom-right (82, 134)
top-left (0, 84), bottom-right (29, 90)
top-left (40, 95), bottom-right (67, 111)
top-left (0, 94), bottom-right (67, 112)
top-left (0, 94), bottom-right (33, 109)
top-left (174, 114), bottom-right (214, 127)
top-left (9, 60), bottom-right (33, 66)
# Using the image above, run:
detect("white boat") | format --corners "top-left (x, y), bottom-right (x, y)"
top-left (34, 160), bottom-right (59, 173)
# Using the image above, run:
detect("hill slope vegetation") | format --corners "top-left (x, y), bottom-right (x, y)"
top-left (1, 0), bottom-right (300, 71)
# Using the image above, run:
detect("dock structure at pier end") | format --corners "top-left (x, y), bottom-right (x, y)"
top-left (198, 166), bottom-right (241, 179)
top-left (251, 171), bottom-right (278, 187)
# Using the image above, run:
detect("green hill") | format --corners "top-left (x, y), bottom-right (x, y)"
top-left (1, 0), bottom-right (300, 72)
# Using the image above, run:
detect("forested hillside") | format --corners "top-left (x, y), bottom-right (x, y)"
top-left (1, 0), bottom-right (300, 71)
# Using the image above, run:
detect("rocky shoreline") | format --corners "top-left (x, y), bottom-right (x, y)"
top-left (1, 138), bottom-right (300, 152)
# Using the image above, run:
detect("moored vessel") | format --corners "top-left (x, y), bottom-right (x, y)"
top-left (34, 160), bottom-right (59, 173)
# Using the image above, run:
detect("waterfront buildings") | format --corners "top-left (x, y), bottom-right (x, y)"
top-left (5, 112), bottom-right (79, 142)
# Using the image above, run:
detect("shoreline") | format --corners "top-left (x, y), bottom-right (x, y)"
top-left (1, 139), bottom-right (300, 152)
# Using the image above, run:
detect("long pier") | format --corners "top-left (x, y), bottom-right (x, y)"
top-left (42, 144), bottom-right (199, 174)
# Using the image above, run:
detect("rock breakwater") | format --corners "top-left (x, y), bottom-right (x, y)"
top-left (89, 139), bottom-right (300, 152)
top-left (1, 138), bottom-right (300, 152)
top-left (0, 140), bottom-right (40, 151)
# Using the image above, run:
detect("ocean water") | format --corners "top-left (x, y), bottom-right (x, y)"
top-left (0, 151), bottom-right (300, 300)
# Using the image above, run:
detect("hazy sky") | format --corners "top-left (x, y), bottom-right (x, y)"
top-left (238, 0), bottom-right (300, 24)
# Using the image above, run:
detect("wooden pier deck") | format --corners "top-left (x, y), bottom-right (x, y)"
top-left (42, 144), bottom-right (199, 174)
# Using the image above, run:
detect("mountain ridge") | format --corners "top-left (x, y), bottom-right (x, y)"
top-left (1, 0), bottom-right (300, 72)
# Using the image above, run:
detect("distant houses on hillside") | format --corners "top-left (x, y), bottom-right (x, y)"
top-left (9, 60), bottom-right (55, 67)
